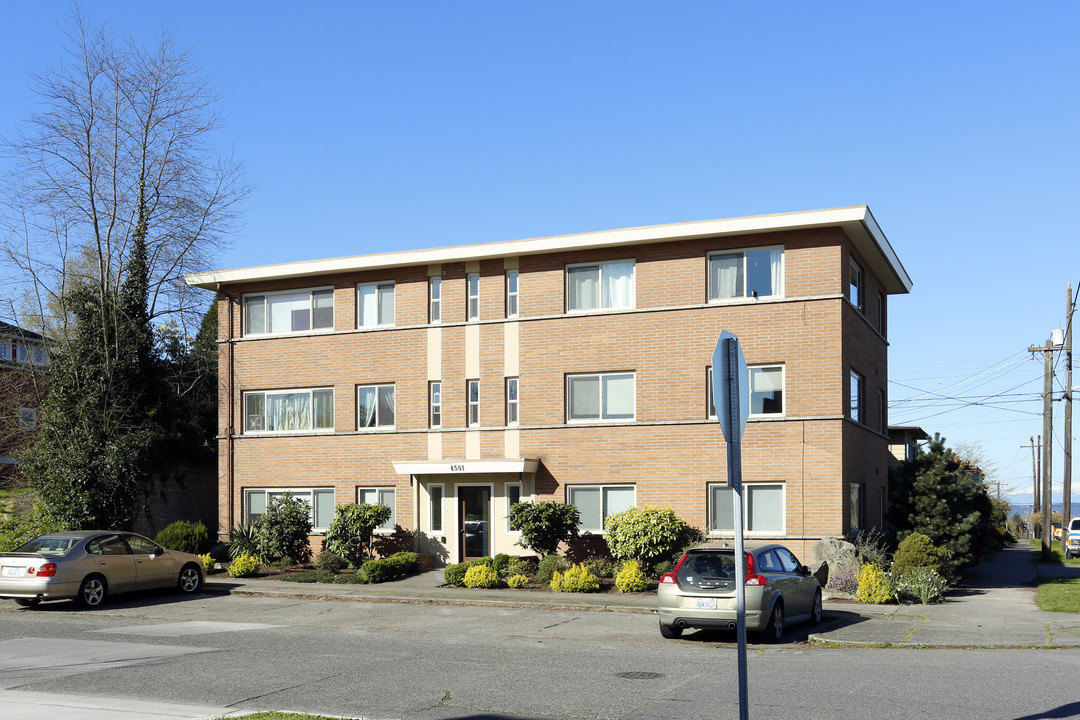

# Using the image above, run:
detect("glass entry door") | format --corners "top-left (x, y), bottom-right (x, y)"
top-left (459, 486), bottom-right (491, 561)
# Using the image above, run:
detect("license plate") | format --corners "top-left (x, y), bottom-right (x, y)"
top-left (1, 566), bottom-right (24, 577)
top-left (695, 598), bottom-right (717, 610)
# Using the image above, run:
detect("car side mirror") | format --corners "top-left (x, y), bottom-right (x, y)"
top-left (801, 565), bottom-right (811, 576)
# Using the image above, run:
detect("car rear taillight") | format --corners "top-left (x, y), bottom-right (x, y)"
top-left (35, 563), bottom-right (57, 577)
top-left (744, 552), bottom-right (766, 586)
top-left (662, 553), bottom-right (690, 584)
top-left (660, 572), bottom-right (676, 584)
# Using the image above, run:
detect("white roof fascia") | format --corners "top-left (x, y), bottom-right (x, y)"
top-left (392, 458), bottom-right (540, 475)
top-left (186, 205), bottom-right (912, 294)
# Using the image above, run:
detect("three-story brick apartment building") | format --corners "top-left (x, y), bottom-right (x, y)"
top-left (185, 206), bottom-right (911, 564)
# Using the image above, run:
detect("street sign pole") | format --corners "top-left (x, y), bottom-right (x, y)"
top-left (713, 331), bottom-right (750, 720)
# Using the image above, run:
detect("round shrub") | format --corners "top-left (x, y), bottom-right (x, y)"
top-left (315, 551), bottom-right (347, 572)
top-left (855, 563), bottom-right (894, 604)
top-left (228, 554), bottom-right (259, 578)
top-left (155, 520), bottom-right (209, 554)
top-left (255, 493), bottom-right (313, 564)
top-left (826, 568), bottom-right (858, 595)
top-left (899, 566), bottom-right (949, 604)
top-left (361, 556), bottom-right (404, 583)
top-left (197, 553), bottom-right (215, 573)
top-left (583, 555), bottom-right (617, 579)
top-left (505, 556), bottom-right (536, 577)
top-left (551, 563), bottom-right (600, 592)
top-left (444, 561), bottom-right (471, 586)
top-left (464, 564), bottom-right (499, 588)
top-left (604, 506), bottom-right (687, 569)
top-left (534, 554), bottom-right (571, 585)
top-left (615, 560), bottom-right (648, 593)
top-left (492, 553), bottom-right (511, 577)
top-left (391, 551), bottom-right (421, 574)
top-left (891, 532), bottom-right (941, 578)
top-left (506, 574), bottom-right (529, 588)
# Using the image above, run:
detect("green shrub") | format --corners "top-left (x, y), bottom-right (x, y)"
top-left (322, 502), bottom-right (392, 568)
top-left (255, 493), bottom-right (312, 564)
top-left (855, 563), bottom-right (894, 604)
top-left (652, 560), bottom-right (674, 578)
top-left (360, 556), bottom-right (405, 583)
top-left (852, 528), bottom-right (892, 567)
top-left (583, 555), bottom-right (617, 579)
top-left (508, 502), bottom-right (580, 556)
top-left (505, 557), bottom-right (536, 577)
top-left (228, 521), bottom-right (261, 559)
top-left (464, 564), bottom-right (500, 588)
top-left (228, 554), bottom-right (259, 578)
top-left (551, 563), bottom-right (600, 592)
top-left (891, 532), bottom-right (942, 578)
top-left (604, 506), bottom-right (687, 570)
top-left (492, 553), bottom-right (511, 577)
top-left (315, 550), bottom-right (347, 573)
top-left (154, 520), bottom-right (209, 554)
top-left (334, 572), bottom-right (368, 584)
top-left (899, 566), bottom-right (949, 604)
top-left (197, 553), bottom-right (215, 573)
top-left (391, 551), bottom-right (421, 574)
top-left (280, 569), bottom-right (337, 583)
top-left (615, 560), bottom-right (648, 593)
top-left (534, 554), bottom-right (571, 585)
top-left (444, 561), bottom-right (471, 587)
top-left (506, 574), bottom-right (529, 588)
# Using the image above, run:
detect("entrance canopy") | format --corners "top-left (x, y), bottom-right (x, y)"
top-left (392, 458), bottom-right (540, 475)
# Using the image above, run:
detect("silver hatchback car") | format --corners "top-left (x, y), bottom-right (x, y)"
top-left (657, 542), bottom-right (822, 642)
top-left (0, 531), bottom-right (204, 609)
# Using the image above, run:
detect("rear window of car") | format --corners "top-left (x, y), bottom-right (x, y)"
top-left (677, 551), bottom-right (738, 589)
top-left (14, 537), bottom-right (76, 556)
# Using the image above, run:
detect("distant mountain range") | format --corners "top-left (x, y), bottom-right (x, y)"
top-left (1001, 493), bottom-right (1080, 515)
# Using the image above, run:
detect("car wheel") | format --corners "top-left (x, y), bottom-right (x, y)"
top-left (77, 575), bottom-right (107, 608)
top-left (177, 563), bottom-right (202, 594)
top-left (659, 620), bottom-right (683, 639)
top-left (15, 598), bottom-right (40, 608)
top-left (763, 602), bottom-right (784, 643)
top-left (811, 590), bottom-right (823, 624)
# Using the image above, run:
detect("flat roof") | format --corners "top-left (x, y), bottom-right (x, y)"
top-left (185, 205), bottom-right (912, 294)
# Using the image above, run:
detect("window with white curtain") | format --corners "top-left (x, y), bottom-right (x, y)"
top-left (244, 488), bottom-right (335, 530)
top-left (430, 382), bottom-right (442, 428)
top-left (243, 288), bottom-right (334, 336)
top-left (566, 260), bottom-right (634, 311)
top-left (244, 388), bottom-right (334, 433)
top-left (708, 247), bottom-right (783, 301)
top-left (357, 282), bottom-right (395, 327)
top-left (708, 483), bottom-right (784, 534)
top-left (568, 485), bottom-right (635, 532)
top-left (358, 486), bottom-right (396, 531)
top-left (708, 365), bottom-right (784, 417)
top-left (567, 372), bottom-right (634, 422)
top-left (357, 384), bottom-right (395, 428)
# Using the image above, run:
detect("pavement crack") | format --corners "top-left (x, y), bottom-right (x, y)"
top-left (224, 670), bottom-right (347, 707)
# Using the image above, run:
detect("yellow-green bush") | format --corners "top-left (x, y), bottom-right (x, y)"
top-left (550, 563), bottom-right (600, 592)
top-left (463, 563), bottom-right (499, 589)
top-left (228, 553), bottom-right (259, 578)
top-left (855, 563), bottom-right (894, 604)
top-left (197, 553), bottom-right (214, 573)
top-left (615, 560), bottom-right (648, 593)
top-left (506, 574), bottom-right (529, 588)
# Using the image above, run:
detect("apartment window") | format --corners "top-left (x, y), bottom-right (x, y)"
top-left (567, 372), bottom-right (634, 422)
top-left (430, 382), bottom-right (442, 428)
top-left (505, 270), bottom-right (519, 318)
top-left (708, 247), bottom-right (783, 301)
top-left (244, 388), bottom-right (334, 433)
top-left (850, 482), bottom-right (865, 532)
top-left (429, 277), bottom-right (442, 323)
top-left (506, 482), bottom-right (522, 534)
top-left (879, 388), bottom-right (887, 432)
top-left (708, 483), bottom-right (784, 534)
top-left (878, 291), bottom-right (886, 334)
top-left (18, 407), bottom-right (37, 430)
top-left (568, 485), bottom-right (635, 533)
top-left (850, 371), bottom-right (864, 424)
top-left (566, 260), bottom-right (634, 311)
top-left (467, 273), bottom-right (480, 321)
top-left (505, 377), bottom-right (519, 426)
top-left (849, 258), bottom-right (864, 311)
top-left (707, 365), bottom-right (784, 417)
top-left (467, 379), bottom-right (480, 427)
top-left (429, 484), bottom-right (444, 534)
top-left (358, 487), bottom-right (396, 531)
top-left (244, 488), bottom-right (335, 531)
top-left (357, 384), bottom-right (395, 428)
top-left (357, 282), bottom-right (395, 327)
top-left (243, 288), bottom-right (333, 336)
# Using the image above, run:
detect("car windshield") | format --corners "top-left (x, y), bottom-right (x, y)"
top-left (14, 536), bottom-right (77, 556)
top-left (1071, 519), bottom-right (1080, 532)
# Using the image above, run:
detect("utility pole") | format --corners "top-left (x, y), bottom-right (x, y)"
top-left (1063, 284), bottom-right (1074, 555)
top-left (1029, 340), bottom-right (1056, 560)
top-left (1024, 436), bottom-right (1041, 537)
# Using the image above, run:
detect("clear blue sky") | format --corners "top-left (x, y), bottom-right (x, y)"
top-left (2, 2), bottom-right (1078, 506)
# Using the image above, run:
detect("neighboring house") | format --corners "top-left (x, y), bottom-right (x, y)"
top-left (888, 425), bottom-right (929, 468)
top-left (184, 205), bottom-right (912, 563)
top-left (0, 321), bottom-right (51, 482)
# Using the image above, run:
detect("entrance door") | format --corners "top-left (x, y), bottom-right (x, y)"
top-left (459, 486), bottom-right (491, 561)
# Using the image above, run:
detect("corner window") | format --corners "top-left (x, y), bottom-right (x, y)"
top-left (467, 273), bottom-right (480, 321)
top-left (850, 370), bottom-right (864, 424)
top-left (429, 277), bottom-right (441, 323)
top-left (430, 382), bottom-right (442, 428)
top-left (568, 485), bottom-right (635, 533)
top-left (707, 365), bottom-right (784, 417)
top-left (567, 372), bottom-right (634, 422)
top-left (849, 259), bottom-right (864, 311)
top-left (566, 260), bottom-right (634, 312)
top-left (429, 484), bottom-right (444, 534)
top-left (243, 388), bottom-right (334, 433)
top-left (243, 288), bottom-right (333, 336)
top-left (467, 379), bottom-right (480, 427)
top-left (505, 377), bottom-right (519, 426)
top-left (505, 270), bottom-right (519, 318)
top-left (708, 483), bottom-right (784, 534)
top-left (244, 488), bottom-right (335, 531)
top-left (357, 282), bottom-right (395, 327)
top-left (358, 486), bottom-right (396, 531)
top-left (708, 248), bottom-right (782, 301)
top-left (358, 384), bottom-right (395, 428)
